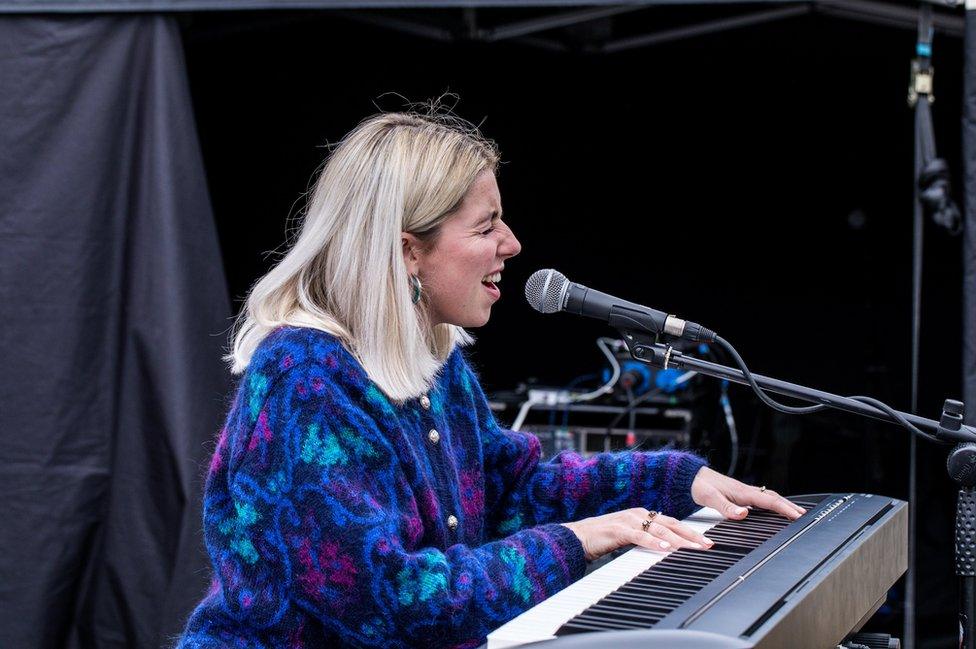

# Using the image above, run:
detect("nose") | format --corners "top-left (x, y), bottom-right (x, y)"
top-left (499, 225), bottom-right (522, 260)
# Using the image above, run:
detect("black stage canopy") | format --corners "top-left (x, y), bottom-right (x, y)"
top-left (1, 2), bottom-right (973, 649)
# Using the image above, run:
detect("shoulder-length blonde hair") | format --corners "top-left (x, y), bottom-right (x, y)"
top-left (226, 111), bottom-right (500, 401)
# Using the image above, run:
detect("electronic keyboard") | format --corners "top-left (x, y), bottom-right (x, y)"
top-left (487, 493), bottom-right (907, 649)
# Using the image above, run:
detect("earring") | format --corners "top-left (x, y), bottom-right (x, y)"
top-left (410, 275), bottom-right (423, 305)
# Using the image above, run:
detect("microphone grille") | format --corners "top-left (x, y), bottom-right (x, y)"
top-left (525, 268), bottom-right (568, 314)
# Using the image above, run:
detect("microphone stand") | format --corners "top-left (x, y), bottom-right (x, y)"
top-left (617, 330), bottom-right (976, 648)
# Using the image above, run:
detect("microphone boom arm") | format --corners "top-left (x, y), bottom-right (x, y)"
top-left (616, 329), bottom-right (976, 444)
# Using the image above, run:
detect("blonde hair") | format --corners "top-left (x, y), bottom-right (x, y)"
top-left (226, 111), bottom-right (500, 401)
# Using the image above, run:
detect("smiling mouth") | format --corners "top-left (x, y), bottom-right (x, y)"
top-left (481, 273), bottom-right (502, 297)
top-left (481, 271), bottom-right (501, 291)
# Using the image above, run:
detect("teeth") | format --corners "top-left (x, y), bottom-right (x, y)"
top-left (481, 272), bottom-right (501, 284)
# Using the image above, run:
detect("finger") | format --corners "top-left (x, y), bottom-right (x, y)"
top-left (634, 512), bottom-right (710, 549)
top-left (716, 496), bottom-right (750, 520)
top-left (744, 488), bottom-right (806, 518)
top-left (697, 484), bottom-right (750, 520)
top-left (647, 521), bottom-right (702, 549)
top-left (751, 490), bottom-right (804, 520)
top-left (625, 526), bottom-right (674, 553)
top-left (654, 514), bottom-right (714, 548)
top-left (627, 514), bottom-right (683, 549)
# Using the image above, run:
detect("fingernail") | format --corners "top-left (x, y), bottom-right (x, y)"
top-left (659, 541), bottom-right (671, 549)
top-left (704, 538), bottom-right (715, 546)
top-left (735, 507), bottom-right (746, 515)
top-left (799, 508), bottom-right (807, 514)
top-left (689, 542), bottom-right (702, 549)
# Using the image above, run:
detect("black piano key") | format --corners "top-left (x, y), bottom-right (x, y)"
top-left (582, 603), bottom-right (654, 620)
top-left (672, 547), bottom-right (737, 559)
top-left (683, 548), bottom-right (740, 559)
top-left (656, 564), bottom-right (728, 579)
top-left (631, 564), bottom-right (705, 578)
top-left (620, 577), bottom-right (698, 592)
top-left (709, 525), bottom-right (772, 537)
top-left (558, 617), bottom-right (639, 634)
top-left (729, 523), bottom-right (783, 535)
top-left (725, 516), bottom-right (781, 526)
top-left (790, 496), bottom-right (825, 508)
top-left (655, 564), bottom-right (724, 580)
top-left (557, 595), bottom-right (682, 635)
top-left (603, 591), bottom-right (684, 609)
top-left (588, 601), bottom-right (672, 620)
top-left (560, 606), bottom-right (668, 633)
top-left (705, 537), bottom-right (755, 546)
top-left (619, 581), bottom-right (698, 598)
top-left (732, 525), bottom-right (783, 536)
top-left (705, 530), bottom-right (765, 539)
top-left (696, 545), bottom-right (751, 558)
top-left (749, 510), bottom-right (791, 519)
top-left (576, 610), bottom-right (662, 629)
top-left (563, 619), bottom-right (657, 633)
top-left (720, 513), bottom-right (789, 527)
top-left (619, 586), bottom-right (698, 604)
top-left (684, 557), bottom-right (739, 570)
top-left (664, 554), bottom-right (732, 570)
top-left (605, 587), bottom-right (686, 604)
top-left (655, 557), bottom-right (726, 572)
top-left (647, 561), bottom-right (719, 576)
top-left (615, 581), bottom-right (690, 598)
top-left (682, 546), bottom-right (742, 558)
top-left (700, 538), bottom-right (761, 550)
top-left (566, 613), bottom-right (650, 631)
top-left (631, 572), bottom-right (710, 588)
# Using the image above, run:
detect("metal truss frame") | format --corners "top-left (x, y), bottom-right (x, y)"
top-left (325, 1), bottom-right (964, 54)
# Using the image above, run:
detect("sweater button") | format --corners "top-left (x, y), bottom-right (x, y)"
top-left (420, 394), bottom-right (431, 410)
top-left (428, 428), bottom-right (440, 444)
top-left (447, 514), bottom-right (458, 531)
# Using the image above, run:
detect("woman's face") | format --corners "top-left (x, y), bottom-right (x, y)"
top-left (404, 171), bottom-right (522, 327)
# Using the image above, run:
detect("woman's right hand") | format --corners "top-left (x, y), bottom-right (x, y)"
top-left (561, 508), bottom-right (714, 562)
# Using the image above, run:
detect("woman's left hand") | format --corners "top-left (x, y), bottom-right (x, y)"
top-left (691, 466), bottom-right (806, 521)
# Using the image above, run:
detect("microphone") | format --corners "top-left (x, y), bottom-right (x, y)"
top-left (524, 268), bottom-right (716, 343)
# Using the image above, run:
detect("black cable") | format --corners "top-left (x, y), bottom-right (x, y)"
top-left (712, 335), bottom-right (949, 445)
top-left (626, 385), bottom-right (636, 431)
top-left (605, 386), bottom-right (665, 443)
top-left (848, 395), bottom-right (942, 444)
top-left (714, 336), bottom-right (827, 415)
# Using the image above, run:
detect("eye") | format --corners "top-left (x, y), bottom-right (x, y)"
top-left (480, 226), bottom-right (496, 236)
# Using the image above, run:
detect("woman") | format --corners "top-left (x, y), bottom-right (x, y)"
top-left (177, 111), bottom-right (803, 648)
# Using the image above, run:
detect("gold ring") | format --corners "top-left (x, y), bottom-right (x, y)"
top-left (641, 510), bottom-right (659, 532)
top-left (759, 485), bottom-right (767, 493)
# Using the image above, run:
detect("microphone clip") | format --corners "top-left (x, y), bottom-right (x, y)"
top-left (662, 345), bottom-right (675, 370)
top-left (618, 329), bottom-right (683, 371)
top-left (939, 399), bottom-right (966, 442)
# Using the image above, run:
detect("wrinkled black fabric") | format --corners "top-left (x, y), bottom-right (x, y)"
top-left (964, 10), bottom-right (976, 429)
top-left (0, 15), bottom-right (230, 649)
top-left (0, 0), bottom-right (540, 11)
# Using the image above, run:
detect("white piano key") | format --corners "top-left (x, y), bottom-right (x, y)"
top-left (487, 508), bottom-right (725, 648)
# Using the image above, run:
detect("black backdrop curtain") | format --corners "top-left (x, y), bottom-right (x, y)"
top-left (965, 9), bottom-right (976, 431)
top-left (0, 15), bottom-right (231, 648)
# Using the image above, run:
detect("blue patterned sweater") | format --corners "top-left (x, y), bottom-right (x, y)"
top-left (177, 326), bottom-right (707, 648)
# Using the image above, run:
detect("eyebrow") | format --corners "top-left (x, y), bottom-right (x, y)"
top-left (477, 210), bottom-right (500, 226)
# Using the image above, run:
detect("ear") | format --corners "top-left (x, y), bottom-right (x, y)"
top-left (401, 232), bottom-right (423, 276)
